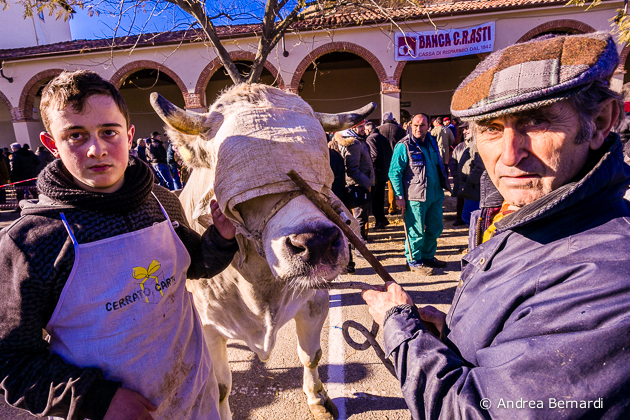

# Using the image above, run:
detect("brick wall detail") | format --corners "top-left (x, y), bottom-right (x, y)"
top-left (110, 60), bottom-right (188, 98)
top-left (194, 51), bottom-right (285, 107)
top-left (381, 79), bottom-right (401, 94)
top-left (393, 61), bottom-right (406, 88)
top-left (183, 93), bottom-right (203, 109)
top-left (18, 69), bottom-right (64, 122)
top-left (516, 19), bottom-right (595, 43)
top-left (289, 42), bottom-right (388, 93)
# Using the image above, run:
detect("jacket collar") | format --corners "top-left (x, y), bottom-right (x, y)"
top-left (480, 133), bottom-right (630, 231)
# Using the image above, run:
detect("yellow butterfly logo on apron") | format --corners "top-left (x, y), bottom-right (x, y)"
top-left (133, 260), bottom-right (163, 303)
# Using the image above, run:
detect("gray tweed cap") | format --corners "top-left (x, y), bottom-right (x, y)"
top-left (450, 32), bottom-right (619, 121)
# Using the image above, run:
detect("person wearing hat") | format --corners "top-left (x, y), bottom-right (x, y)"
top-left (146, 131), bottom-right (175, 190)
top-left (378, 111), bottom-right (407, 215)
top-left (449, 121), bottom-right (485, 226)
top-left (430, 116), bottom-right (455, 172)
top-left (389, 113), bottom-right (451, 274)
top-left (443, 116), bottom-right (457, 139)
top-left (362, 32), bottom-right (630, 419)
top-left (335, 119), bottom-right (375, 243)
top-left (448, 121), bottom-right (470, 225)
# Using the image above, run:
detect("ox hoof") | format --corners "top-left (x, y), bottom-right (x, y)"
top-left (309, 396), bottom-right (339, 420)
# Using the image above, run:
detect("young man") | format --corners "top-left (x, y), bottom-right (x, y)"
top-left (0, 70), bottom-right (238, 420)
top-left (363, 32), bottom-right (630, 419)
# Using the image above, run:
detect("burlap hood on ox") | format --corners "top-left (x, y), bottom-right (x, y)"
top-left (193, 94), bottom-right (334, 228)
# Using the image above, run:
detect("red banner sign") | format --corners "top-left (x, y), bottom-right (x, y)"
top-left (395, 22), bottom-right (495, 61)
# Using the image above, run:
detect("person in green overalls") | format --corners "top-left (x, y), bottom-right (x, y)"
top-left (388, 113), bottom-right (451, 275)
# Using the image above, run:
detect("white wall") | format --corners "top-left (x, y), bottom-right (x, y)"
top-left (0, 0), bottom-right (72, 49)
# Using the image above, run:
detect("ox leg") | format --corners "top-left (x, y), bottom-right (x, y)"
top-left (202, 326), bottom-right (232, 420)
top-left (295, 290), bottom-right (339, 420)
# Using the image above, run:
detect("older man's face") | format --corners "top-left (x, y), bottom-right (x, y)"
top-left (411, 115), bottom-right (430, 140)
top-left (475, 101), bottom-right (593, 207)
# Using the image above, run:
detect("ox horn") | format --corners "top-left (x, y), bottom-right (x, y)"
top-left (150, 92), bottom-right (206, 135)
top-left (314, 102), bottom-right (377, 132)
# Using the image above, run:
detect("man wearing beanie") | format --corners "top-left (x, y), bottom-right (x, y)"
top-left (362, 32), bottom-right (630, 419)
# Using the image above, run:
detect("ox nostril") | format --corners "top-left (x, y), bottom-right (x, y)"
top-left (286, 228), bottom-right (341, 263)
top-left (286, 236), bottom-right (308, 257)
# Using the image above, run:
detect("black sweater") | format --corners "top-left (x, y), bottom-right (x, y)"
top-left (0, 157), bottom-right (238, 420)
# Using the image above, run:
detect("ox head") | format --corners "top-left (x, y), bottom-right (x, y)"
top-left (150, 84), bottom-right (375, 288)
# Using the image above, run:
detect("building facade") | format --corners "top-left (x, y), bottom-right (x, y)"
top-left (0, 0), bottom-right (627, 148)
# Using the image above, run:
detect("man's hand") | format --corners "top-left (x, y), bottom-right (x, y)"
top-left (418, 305), bottom-right (446, 336)
top-left (103, 388), bottom-right (158, 420)
top-left (395, 198), bottom-right (406, 214)
top-left (361, 282), bottom-right (413, 326)
top-left (210, 199), bottom-right (236, 240)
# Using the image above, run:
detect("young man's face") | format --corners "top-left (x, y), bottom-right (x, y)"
top-left (352, 123), bottom-right (366, 137)
top-left (41, 94), bottom-right (134, 194)
top-left (474, 101), bottom-right (593, 207)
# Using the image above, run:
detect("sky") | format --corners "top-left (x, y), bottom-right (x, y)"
top-left (69, 5), bottom-right (192, 40)
top-left (68, 1), bottom-right (268, 40)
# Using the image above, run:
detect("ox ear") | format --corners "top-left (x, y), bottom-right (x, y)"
top-left (150, 93), bottom-right (210, 136)
top-left (314, 102), bottom-right (377, 132)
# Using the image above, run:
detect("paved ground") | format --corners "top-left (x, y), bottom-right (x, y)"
top-left (0, 195), bottom-right (468, 419)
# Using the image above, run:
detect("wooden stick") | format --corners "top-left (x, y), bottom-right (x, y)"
top-left (287, 170), bottom-right (441, 338)
top-left (286, 170), bottom-right (395, 284)
top-left (316, 281), bottom-right (377, 291)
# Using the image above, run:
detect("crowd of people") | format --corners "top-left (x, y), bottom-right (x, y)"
top-left (1, 31), bottom-right (630, 420)
top-left (130, 131), bottom-right (185, 191)
top-left (0, 142), bottom-right (55, 203)
top-left (1, 128), bottom-right (188, 206)
top-left (327, 106), bottom-right (483, 274)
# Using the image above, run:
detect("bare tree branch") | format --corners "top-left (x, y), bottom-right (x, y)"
top-left (165, 0), bottom-right (245, 83)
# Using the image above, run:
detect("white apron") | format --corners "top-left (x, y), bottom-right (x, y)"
top-left (46, 194), bottom-right (220, 420)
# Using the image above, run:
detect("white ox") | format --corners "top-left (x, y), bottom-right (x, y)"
top-left (150, 83), bottom-right (374, 420)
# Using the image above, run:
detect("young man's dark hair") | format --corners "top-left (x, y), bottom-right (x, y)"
top-left (40, 70), bottom-right (130, 133)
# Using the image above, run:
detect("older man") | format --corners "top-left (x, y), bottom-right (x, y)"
top-left (363, 32), bottom-right (630, 419)
top-left (389, 113), bottom-right (451, 274)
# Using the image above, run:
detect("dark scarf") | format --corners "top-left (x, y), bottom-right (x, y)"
top-left (37, 156), bottom-right (154, 213)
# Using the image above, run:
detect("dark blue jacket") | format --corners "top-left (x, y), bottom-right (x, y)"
top-left (383, 133), bottom-right (630, 419)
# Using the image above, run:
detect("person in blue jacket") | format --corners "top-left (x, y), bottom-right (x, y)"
top-left (363, 31), bottom-right (630, 419)
top-left (388, 113), bottom-right (451, 275)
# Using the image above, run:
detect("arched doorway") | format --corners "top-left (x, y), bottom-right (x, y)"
top-left (0, 91), bottom-right (16, 149)
top-left (118, 68), bottom-right (186, 140)
top-left (399, 55), bottom-right (481, 119)
top-left (204, 61), bottom-right (280, 106)
top-left (298, 52), bottom-right (380, 120)
top-left (516, 20), bottom-right (595, 44)
top-left (17, 69), bottom-right (63, 147)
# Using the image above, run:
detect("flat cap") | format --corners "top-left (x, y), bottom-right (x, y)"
top-left (450, 32), bottom-right (618, 121)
